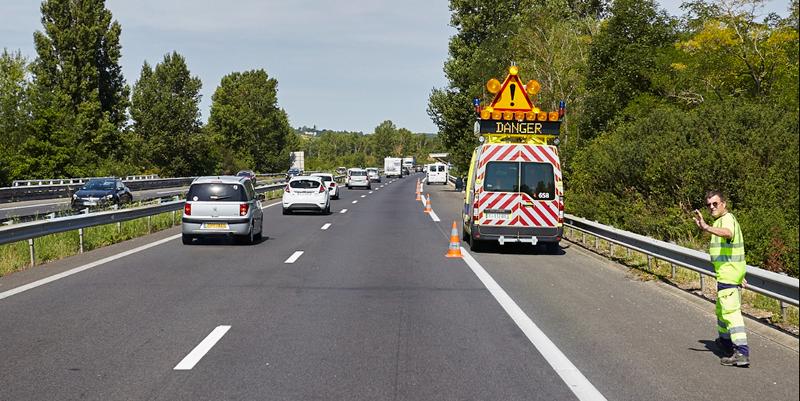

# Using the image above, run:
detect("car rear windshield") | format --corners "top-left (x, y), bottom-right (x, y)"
top-left (187, 183), bottom-right (247, 201)
top-left (350, 171), bottom-right (367, 176)
top-left (290, 180), bottom-right (322, 189)
top-left (483, 162), bottom-right (555, 199)
top-left (429, 165), bottom-right (445, 172)
top-left (313, 175), bottom-right (333, 183)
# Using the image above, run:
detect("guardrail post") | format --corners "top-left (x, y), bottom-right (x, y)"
top-left (78, 228), bottom-right (84, 253)
top-left (646, 255), bottom-right (652, 271)
top-left (28, 239), bottom-right (35, 266)
top-left (780, 301), bottom-right (787, 322)
top-left (594, 236), bottom-right (598, 250)
top-left (671, 263), bottom-right (676, 278)
top-left (147, 215), bottom-right (152, 233)
top-left (581, 231), bottom-right (586, 245)
top-left (117, 221), bottom-right (121, 233)
top-left (172, 210), bottom-right (176, 226)
top-left (699, 273), bottom-right (705, 293)
top-left (609, 243), bottom-right (615, 257)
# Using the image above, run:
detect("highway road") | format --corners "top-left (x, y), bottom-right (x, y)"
top-left (1, 173), bottom-right (797, 400)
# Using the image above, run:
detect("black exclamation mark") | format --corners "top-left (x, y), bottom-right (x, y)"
top-left (510, 84), bottom-right (516, 106)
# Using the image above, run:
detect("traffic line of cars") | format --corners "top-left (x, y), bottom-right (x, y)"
top-left (181, 171), bottom-right (380, 245)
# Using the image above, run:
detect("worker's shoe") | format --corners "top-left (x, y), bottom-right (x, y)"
top-left (720, 350), bottom-right (750, 367)
top-left (714, 338), bottom-right (734, 357)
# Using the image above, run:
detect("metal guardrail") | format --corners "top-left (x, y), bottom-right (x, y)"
top-left (563, 214), bottom-right (799, 307)
top-left (12, 175), bottom-right (160, 186)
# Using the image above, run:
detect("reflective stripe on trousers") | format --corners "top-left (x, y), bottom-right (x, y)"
top-left (716, 287), bottom-right (749, 355)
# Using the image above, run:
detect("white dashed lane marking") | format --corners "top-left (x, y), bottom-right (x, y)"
top-left (340, 209), bottom-right (348, 214)
top-left (321, 223), bottom-right (331, 230)
top-left (174, 325), bottom-right (231, 371)
top-left (352, 200), bottom-right (358, 204)
top-left (284, 251), bottom-right (304, 264)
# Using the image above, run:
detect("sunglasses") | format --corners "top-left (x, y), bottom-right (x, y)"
top-left (706, 201), bottom-right (721, 208)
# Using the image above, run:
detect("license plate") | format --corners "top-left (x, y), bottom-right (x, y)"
top-left (204, 223), bottom-right (229, 229)
top-left (485, 212), bottom-right (510, 220)
top-left (84, 201), bottom-right (97, 206)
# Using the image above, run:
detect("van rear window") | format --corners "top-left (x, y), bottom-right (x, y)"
top-left (521, 163), bottom-right (555, 200)
top-left (187, 183), bottom-right (247, 201)
top-left (484, 162), bottom-right (519, 192)
top-left (483, 162), bottom-right (555, 199)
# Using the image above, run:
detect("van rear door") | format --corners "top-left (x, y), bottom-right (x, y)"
top-left (517, 162), bottom-right (560, 234)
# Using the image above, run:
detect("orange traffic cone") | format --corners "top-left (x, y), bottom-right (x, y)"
top-left (415, 178), bottom-right (421, 201)
top-left (424, 194), bottom-right (432, 213)
top-left (445, 221), bottom-right (463, 258)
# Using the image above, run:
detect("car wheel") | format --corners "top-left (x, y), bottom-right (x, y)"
top-left (254, 221), bottom-right (263, 241)
top-left (182, 234), bottom-right (193, 245)
top-left (325, 203), bottom-right (331, 215)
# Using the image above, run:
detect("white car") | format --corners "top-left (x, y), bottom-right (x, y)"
top-left (282, 176), bottom-right (331, 215)
top-left (366, 167), bottom-right (381, 182)
top-left (346, 168), bottom-right (370, 189)
top-left (311, 173), bottom-right (339, 199)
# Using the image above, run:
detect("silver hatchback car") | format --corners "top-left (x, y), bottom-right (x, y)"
top-left (181, 176), bottom-right (264, 244)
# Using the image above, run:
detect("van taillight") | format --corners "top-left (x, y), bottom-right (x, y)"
top-left (240, 203), bottom-right (249, 216)
top-left (184, 203), bottom-right (191, 215)
top-left (558, 196), bottom-right (564, 222)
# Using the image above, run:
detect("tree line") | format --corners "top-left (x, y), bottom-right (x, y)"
top-left (428, 0), bottom-right (798, 276)
top-left (0, 0), bottom-right (438, 187)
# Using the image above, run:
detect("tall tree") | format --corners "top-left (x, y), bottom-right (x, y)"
top-left (30, 0), bottom-right (129, 176)
top-left (130, 52), bottom-right (213, 176)
top-left (208, 69), bottom-right (293, 173)
top-left (0, 49), bottom-right (31, 185)
top-left (578, 0), bottom-right (676, 141)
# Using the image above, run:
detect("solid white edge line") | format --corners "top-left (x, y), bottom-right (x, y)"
top-left (284, 251), bottom-right (303, 264)
top-left (321, 223), bottom-right (331, 230)
top-left (174, 325), bottom-right (231, 370)
top-left (0, 234), bottom-right (182, 301)
top-left (262, 201), bottom-right (282, 209)
top-left (460, 250), bottom-right (607, 401)
top-left (339, 209), bottom-right (348, 214)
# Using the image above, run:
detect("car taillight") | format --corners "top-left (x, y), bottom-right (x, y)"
top-left (319, 185), bottom-right (326, 193)
top-left (284, 184), bottom-right (290, 193)
top-left (329, 182), bottom-right (336, 187)
top-left (184, 203), bottom-right (191, 215)
top-left (240, 203), bottom-right (249, 216)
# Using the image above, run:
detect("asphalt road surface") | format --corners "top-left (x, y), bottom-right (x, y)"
top-left (1, 173), bottom-right (797, 400)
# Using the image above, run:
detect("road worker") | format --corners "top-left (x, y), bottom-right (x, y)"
top-left (693, 190), bottom-right (749, 367)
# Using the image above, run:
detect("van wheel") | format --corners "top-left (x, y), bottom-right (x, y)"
top-left (182, 234), bottom-right (193, 245)
top-left (468, 229), bottom-right (484, 252)
top-left (282, 208), bottom-right (291, 215)
top-left (544, 242), bottom-right (560, 254)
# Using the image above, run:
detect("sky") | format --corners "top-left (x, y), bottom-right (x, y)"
top-left (0, 1), bottom-right (793, 135)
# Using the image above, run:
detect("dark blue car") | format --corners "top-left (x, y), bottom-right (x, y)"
top-left (71, 178), bottom-right (133, 209)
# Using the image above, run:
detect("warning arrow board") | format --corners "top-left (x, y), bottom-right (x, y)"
top-left (489, 74), bottom-right (533, 112)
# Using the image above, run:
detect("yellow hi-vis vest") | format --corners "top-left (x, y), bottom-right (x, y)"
top-left (710, 212), bottom-right (746, 285)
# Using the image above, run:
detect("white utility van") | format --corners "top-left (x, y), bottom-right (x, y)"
top-left (426, 163), bottom-right (448, 185)
top-left (462, 143), bottom-right (564, 253)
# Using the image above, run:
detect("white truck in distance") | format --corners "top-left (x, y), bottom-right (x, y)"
top-left (384, 157), bottom-right (403, 178)
top-left (402, 157), bottom-right (415, 172)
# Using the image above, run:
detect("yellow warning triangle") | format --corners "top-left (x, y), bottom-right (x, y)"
top-left (489, 73), bottom-right (533, 112)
